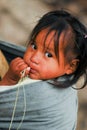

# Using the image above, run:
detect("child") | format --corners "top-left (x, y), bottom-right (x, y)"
top-left (0, 10), bottom-right (87, 88)
top-left (0, 10), bottom-right (87, 130)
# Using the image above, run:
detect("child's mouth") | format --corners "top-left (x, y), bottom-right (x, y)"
top-left (30, 68), bottom-right (37, 74)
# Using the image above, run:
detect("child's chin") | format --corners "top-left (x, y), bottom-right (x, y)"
top-left (29, 74), bottom-right (40, 80)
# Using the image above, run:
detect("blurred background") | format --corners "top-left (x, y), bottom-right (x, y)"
top-left (0, 0), bottom-right (87, 130)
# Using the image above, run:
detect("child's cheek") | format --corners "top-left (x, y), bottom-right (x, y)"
top-left (23, 53), bottom-right (30, 65)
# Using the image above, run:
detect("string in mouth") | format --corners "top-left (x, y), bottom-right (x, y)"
top-left (20, 67), bottom-right (30, 78)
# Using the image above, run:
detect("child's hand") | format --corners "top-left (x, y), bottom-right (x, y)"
top-left (9, 57), bottom-right (30, 79)
top-left (0, 57), bottom-right (30, 85)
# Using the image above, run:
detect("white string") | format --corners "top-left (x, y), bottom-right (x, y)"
top-left (8, 80), bottom-right (20, 130)
top-left (9, 70), bottom-right (27, 130)
top-left (16, 79), bottom-right (26, 130)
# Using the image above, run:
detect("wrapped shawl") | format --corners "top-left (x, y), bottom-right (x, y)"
top-left (0, 77), bottom-right (78, 130)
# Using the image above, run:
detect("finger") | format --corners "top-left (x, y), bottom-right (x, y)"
top-left (10, 58), bottom-right (28, 71)
top-left (10, 57), bottom-right (24, 66)
top-left (24, 67), bottom-right (30, 76)
top-left (17, 62), bottom-right (28, 69)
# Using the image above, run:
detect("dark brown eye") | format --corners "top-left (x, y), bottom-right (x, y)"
top-left (31, 43), bottom-right (37, 50)
top-left (45, 52), bottom-right (52, 58)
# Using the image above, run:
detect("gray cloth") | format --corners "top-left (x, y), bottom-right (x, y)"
top-left (0, 78), bottom-right (78, 130)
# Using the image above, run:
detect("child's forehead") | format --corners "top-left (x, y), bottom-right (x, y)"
top-left (34, 27), bottom-right (74, 53)
top-left (36, 29), bottom-right (55, 42)
top-left (35, 29), bottom-right (56, 48)
top-left (59, 28), bottom-right (74, 48)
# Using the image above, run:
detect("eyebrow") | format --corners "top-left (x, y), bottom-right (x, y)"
top-left (32, 38), bottom-right (55, 53)
top-left (30, 39), bottom-right (36, 44)
top-left (46, 46), bottom-right (54, 53)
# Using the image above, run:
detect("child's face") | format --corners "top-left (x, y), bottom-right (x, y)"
top-left (24, 29), bottom-right (70, 80)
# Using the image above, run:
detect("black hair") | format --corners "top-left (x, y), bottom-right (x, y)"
top-left (28, 10), bottom-right (87, 89)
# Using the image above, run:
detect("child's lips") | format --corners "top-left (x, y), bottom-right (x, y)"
top-left (29, 63), bottom-right (38, 74)
top-left (30, 68), bottom-right (37, 74)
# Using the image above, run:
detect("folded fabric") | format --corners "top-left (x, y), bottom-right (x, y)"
top-left (0, 77), bottom-right (78, 130)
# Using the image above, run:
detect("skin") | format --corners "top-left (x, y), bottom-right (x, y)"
top-left (0, 29), bottom-right (78, 85)
top-left (23, 29), bottom-right (72, 80)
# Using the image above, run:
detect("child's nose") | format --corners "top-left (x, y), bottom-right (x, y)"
top-left (30, 51), bottom-right (41, 64)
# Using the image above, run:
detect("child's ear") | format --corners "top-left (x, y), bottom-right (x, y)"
top-left (65, 59), bottom-right (79, 75)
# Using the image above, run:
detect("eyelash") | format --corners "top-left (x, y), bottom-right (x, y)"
top-left (30, 42), bottom-right (53, 58)
top-left (45, 52), bottom-right (53, 57)
top-left (31, 43), bottom-right (37, 50)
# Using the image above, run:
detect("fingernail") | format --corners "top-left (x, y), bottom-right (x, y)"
top-left (26, 67), bottom-right (30, 71)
